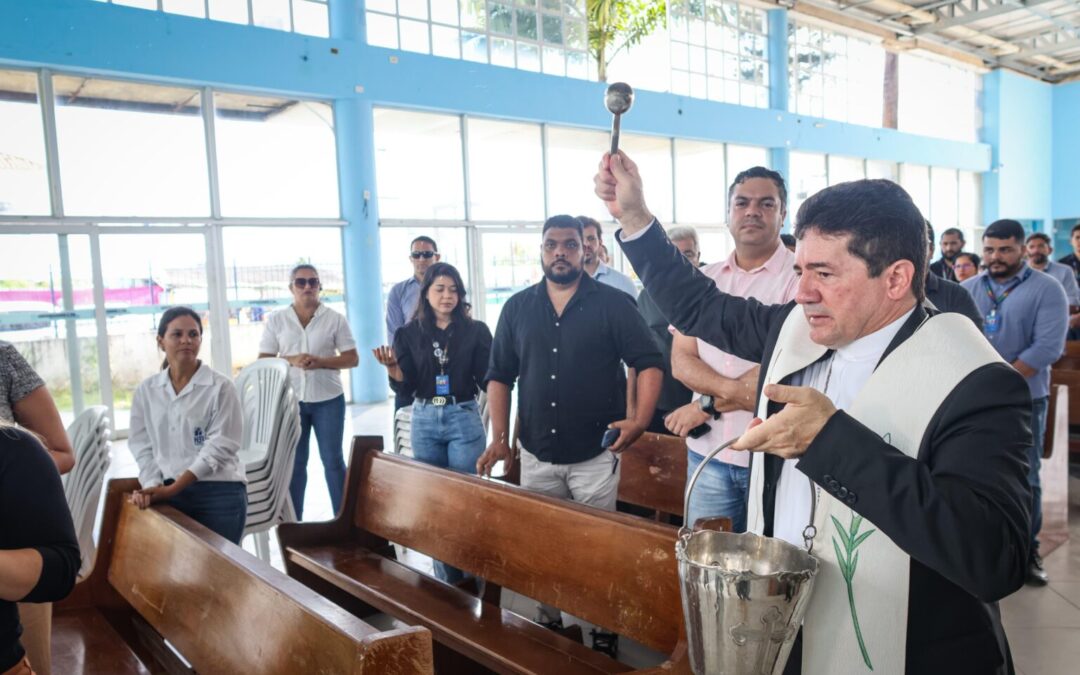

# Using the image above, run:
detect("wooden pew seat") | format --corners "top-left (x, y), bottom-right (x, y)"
top-left (53, 478), bottom-right (433, 674)
top-left (279, 437), bottom-right (690, 675)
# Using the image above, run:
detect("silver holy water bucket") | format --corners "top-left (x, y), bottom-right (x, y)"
top-left (677, 439), bottom-right (819, 675)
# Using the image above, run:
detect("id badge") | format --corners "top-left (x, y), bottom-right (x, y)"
top-left (984, 309), bottom-right (1000, 335)
top-left (435, 374), bottom-right (450, 395)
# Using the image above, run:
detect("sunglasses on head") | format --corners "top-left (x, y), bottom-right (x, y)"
top-left (292, 277), bottom-right (320, 288)
top-left (411, 250), bottom-right (436, 259)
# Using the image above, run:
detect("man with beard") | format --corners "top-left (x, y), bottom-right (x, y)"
top-left (962, 219), bottom-right (1067, 585)
top-left (924, 221), bottom-right (983, 329)
top-left (1025, 232), bottom-right (1080, 307)
top-left (930, 226), bottom-right (965, 281)
top-left (579, 216), bottom-right (638, 298)
top-left (478, 215), bottom-right (662, 650)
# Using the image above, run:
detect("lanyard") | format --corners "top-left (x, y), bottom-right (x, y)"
top-left (982, 268), bottom-right (1031, 311)
top-left (432, 328), bottom-right (451, 375)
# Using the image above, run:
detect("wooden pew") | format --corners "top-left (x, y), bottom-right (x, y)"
top-left (278, 436), bottom-right (690, 675)
top-left (53, 478), bottom-right (433, 674)
top-left (1039, 384), bottom-right (1071, 556)
top-left (617, 433), bottom-right (687, 521)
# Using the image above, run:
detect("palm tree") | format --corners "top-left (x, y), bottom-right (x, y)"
top-left (587, 0), bottom-right (667, 82)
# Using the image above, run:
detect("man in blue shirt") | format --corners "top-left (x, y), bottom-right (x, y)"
top-left (385, 236), bottom-right (439, 410)
top-left (962, 219), bottom-right (1068, 585)
top-left (578, 216), bottom-right (639, 298)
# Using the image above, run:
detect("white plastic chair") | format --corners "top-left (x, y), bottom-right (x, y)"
top-left (235, 358), bottom-right (291, 482)
top-left (235, 363), bottom-right (301, 563)
top-left (63, 406), bottom-right (112, 580)
top-left (393, 405), bottom-right (412, 456)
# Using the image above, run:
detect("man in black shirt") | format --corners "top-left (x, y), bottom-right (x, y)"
top-left (479, 214), bottom-right (662, 644)
top-left (929, 226), bottom-right (964, 281)
top-left (924, 221), bottom-right (983, 329)
top-left (479, 214), bottom-right (662, 482)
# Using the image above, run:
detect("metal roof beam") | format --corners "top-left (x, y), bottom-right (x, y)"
top-left (913, 0), bottom-right (1060, 34)
top-left (1001, 35), bottom-right (1080, 61)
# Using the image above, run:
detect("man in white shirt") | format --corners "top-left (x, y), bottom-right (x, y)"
top-left (259, 264), bottom-right (358, 519)
top-left (596, 152), bottom-right (1031, 675)
top-left (579, 216), bottom-right (638, 298)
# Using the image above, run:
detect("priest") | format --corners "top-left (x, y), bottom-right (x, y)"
top-left (595, 152), bottom-right (1031, 674)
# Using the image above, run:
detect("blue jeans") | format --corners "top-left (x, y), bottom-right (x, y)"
top-left (1028, 396), bottom-right (1049, 553)
top-left (290, 394), bottom-right (347, 521)
top-left (164, 480), bottom-right (248, 544)
top-left (410, 399), bottom-right (486, 584)
top-left (686, 451), bottom-right (750, 533)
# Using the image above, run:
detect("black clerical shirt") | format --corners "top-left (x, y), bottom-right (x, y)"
top-left (391, 318), bottom-right (492, 400)
top-left (486, 273), bottom-right (662, 464)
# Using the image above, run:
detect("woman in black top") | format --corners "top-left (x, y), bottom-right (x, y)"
top-left (373, 263), bottom-right (491, 584)
top-left (0, 426), bottom-right (80, 674)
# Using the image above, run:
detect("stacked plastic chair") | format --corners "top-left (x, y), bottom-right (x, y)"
top-left (235, 358), bottom-right (301, 562)
top-left (63, 406), bottom-right (112, 580)
top-left (393, 405), bottom-right (412, 455)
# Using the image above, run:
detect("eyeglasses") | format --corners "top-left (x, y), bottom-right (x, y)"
top-left (410, 251), bottom-right (436, 260)
top-left (954, 263), bottom-right (976, 270)
top-left (292, 277), bottom-right (320, 288)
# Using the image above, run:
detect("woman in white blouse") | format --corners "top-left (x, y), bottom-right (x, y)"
top-left (128, 307), bottom-right (247, 543)
top-left (258, 264), bottom-right (357, 520)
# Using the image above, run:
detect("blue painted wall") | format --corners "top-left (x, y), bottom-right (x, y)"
top-left (981, 70), bottom-right (1054, 231)
top-left (1053, 80), bottom-right (1080, 220)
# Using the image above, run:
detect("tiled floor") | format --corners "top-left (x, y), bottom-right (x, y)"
top-left (106, 400), bottom-right (1080, 673)
top-left (1001, 497), bottom-right (1080, 675)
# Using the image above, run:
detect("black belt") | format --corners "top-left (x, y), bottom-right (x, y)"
top-left (415, 395), bottom-right (468, 407)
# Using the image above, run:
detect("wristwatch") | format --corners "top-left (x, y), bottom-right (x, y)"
top-left (697, 395), bottom-right (720, 418)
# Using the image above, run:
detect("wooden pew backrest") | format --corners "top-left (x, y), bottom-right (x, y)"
top-left (98, 489), bottom-right (432, 674)
top-left (618, 433), bottom-right (687, 517)
top-left (352, 446), bottom-right (683, 655)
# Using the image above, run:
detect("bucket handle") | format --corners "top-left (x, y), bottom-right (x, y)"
top-left (682, 437), bottom-right (740, 534)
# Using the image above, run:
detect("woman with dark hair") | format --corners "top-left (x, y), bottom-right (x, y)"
top-left (953, 251), bottom-right (981, 283)
top-left (0, 424), bottom-right (80, 675)
top-left (372, 263), bottom-right (491, 584)
top-left (128, 307), bottom-right (247, 543)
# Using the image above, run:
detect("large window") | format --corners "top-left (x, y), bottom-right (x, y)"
top-left (366, 0), bottom-right (589, 79)
top-left (621, 133), bottom-right (674, 223)
top-left (54, 76), bottom-right (210, 217)
top-left (668, 0), bottom-right (770, 107)
top-left (789, 151), bottom-right (826, 217)
top-left (466, 119), bottom-right (544, 221)
top-left (789, 21), bottom-right (884, 126)
top-left (899, 54), bottom-right (981, 143)
top-left (374, 109), bottom-right (466, 220)
top-left (0, 234), bottom-right (101, 426)
top-left (0, 70), bottom-right (49, 216)
top-left (215, 93), bottom-right (339, 219)
top-left (545, 126), bottom-right (611, 221)
top-left (100, 0), bottom-right (330, 37)
top-left (0, 68), bottom-right (346, 432)
top-left (674, 139), bottom-right (726, 223)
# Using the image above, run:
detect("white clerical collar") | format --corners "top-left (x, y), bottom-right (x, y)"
top-left (834, 306), bottom-right (916, 363)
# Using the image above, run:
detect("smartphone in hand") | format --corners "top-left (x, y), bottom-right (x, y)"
top-left (601, 428), bottom-right (621, 449)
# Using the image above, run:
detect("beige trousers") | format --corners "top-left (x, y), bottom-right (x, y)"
top-left (15, 603), bottom-right (50, 675)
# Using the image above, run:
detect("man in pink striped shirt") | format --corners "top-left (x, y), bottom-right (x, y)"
top-left (663, 167), bottom-right (798, 531)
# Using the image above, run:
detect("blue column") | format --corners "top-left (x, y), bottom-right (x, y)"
top-left (332, 0), bottom-right (386, 403)
top-left (767, 9), bottom-right (791, 229)
top-left (767, 9), bottom-right (789, 114)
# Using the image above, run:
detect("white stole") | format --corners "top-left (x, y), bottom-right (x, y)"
top-left (747, 310), bottom-right (1002, 674)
